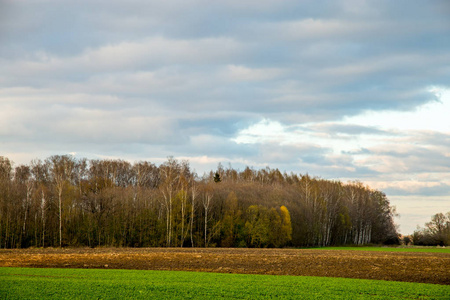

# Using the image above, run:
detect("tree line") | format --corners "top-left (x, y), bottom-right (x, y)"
top-left (411, 212), bottom-right (450, 246)
top-left (0, 155), bottom-right (398, 248)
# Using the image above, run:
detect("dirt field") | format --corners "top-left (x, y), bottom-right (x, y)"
top-left (0, 248), bottom-right (448, 285)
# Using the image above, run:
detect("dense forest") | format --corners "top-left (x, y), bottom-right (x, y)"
top-left (0, 155), bottom-right (398, 248)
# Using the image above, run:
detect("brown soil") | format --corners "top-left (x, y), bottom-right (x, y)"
top-left (0, 248), bottom-right (448, 285)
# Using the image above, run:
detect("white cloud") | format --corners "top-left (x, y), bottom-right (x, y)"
top-left (344, 88), bottom-right (450, 132)
top-left (233, 119), bottom-right (288, 144)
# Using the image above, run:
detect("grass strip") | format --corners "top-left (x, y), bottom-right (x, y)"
top-left (309, 246), bottom-right (450, 253)
top-left (0, 267), bottom-right (449, 299)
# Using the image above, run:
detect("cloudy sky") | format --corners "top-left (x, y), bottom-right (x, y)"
top-left (1, 0), bottom-right (449, 234)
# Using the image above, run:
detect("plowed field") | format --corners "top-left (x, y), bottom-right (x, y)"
top-left (1, 248), bottom-right (448, 285)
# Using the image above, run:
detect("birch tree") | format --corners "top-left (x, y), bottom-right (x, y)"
top-left (47, 155), bottom-right (75, 247)
top-left (189, 176), bottom-right (198, 247)
top-left (159, 157), bottom-right (180, 247)
top-left (202, 184), bottom-right (213, 247)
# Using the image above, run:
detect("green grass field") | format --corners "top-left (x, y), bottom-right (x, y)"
top-left (310, 246), bottom-right (450, 253)
top-left (0, 267), bottom-right (449, 299)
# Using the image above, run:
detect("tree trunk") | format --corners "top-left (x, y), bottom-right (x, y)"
top-left (204, 207), bottom-right (208, 247)
top-left (203, 193), bottom-right (212, 247)
top-left (41, 190), bottom-right (46, 248)
top-left (59, 185), bottom-right (62, 247)
top-left (190, 185), bottom-right (197, 247)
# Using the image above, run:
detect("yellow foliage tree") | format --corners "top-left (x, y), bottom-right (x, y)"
top-left (280, 205), bottom-right (292, 245)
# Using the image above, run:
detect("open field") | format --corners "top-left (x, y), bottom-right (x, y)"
top-left (0, 247), bottom-right (449, 285)
top-left (1, 267), bottom-right (450, 299)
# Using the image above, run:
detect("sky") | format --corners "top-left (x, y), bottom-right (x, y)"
top-left (1, 0), bottom-right (449, 234)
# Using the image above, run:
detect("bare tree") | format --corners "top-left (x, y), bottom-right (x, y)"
top-left (189, 176), bottom-right (198, 247)
top-left (47, 155), bottom-right (75, 247)
top-left (14, 165), bottom-right (34, 247)
top-left (30, 159), bottom-right (50, 247)
top-left (159, 157), bottom-right (180, 247)
top-left (202, 184), bottom-right (213, 247)
top-left (0, 157), bottom-right (13, 248)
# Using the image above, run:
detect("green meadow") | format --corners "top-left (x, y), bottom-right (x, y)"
top-left (0, 267), bottom-right (449, 299)
top-left (310, 246), bottom-right (450, 253)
